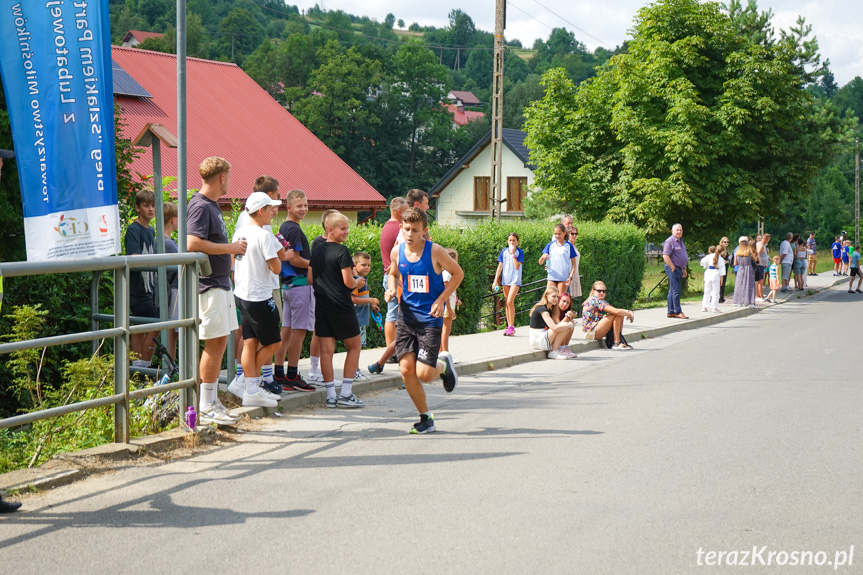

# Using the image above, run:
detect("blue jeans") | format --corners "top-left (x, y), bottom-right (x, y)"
top-left (665, 264), bottom-right (683, 314)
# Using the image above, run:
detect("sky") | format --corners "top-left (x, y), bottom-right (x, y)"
top-left (290, 0), bottom-right (862, 86)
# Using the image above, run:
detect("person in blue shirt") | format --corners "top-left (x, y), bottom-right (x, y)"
top-left (492, 233), bottom-right (524, 336)
top-left (384, 207), bottom-right (463, 434)
top-left (832, 236), bottom-right (843, 276)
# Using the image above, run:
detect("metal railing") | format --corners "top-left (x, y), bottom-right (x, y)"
top-left (0, 252), bottom-right (207, 443)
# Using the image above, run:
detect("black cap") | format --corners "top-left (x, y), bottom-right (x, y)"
top-left (0, 149), bottom-right (14, 159)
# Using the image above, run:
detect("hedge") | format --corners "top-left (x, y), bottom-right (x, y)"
top-left (294, 218), bottom-right (645, 345)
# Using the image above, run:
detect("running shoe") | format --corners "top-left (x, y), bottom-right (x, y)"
top-left (410, 414), bottom-right (436, 434)
top-left (242, 388), bottom-right (277, 408)
top-left (547, 350), bottom-right (561, 359)
top-left (354, 369), bottom-right (369, 381)
top-left (337, 393), bottom-right (365, 408)
top-left (368, 362), bottom-right (385, 375)
top-left (199, 403), bottom-right (239, 426)
top-left (282, 374), bottom-right (315, 392)
top-left (261, 379), bottom-right (283, 396)
top-left (227, 375), bottom-right (245, 398)
top-left (325, 397), bottom-right (338, 408)
top-left (560, 347), bottom-right (577, 359)
top-left (306, 371), bottom-right (324, 384)
top-left (438, 351), bottom-right (457, 392)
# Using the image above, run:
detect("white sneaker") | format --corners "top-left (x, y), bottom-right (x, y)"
top-left (242, 388), bottom-right (278, 408)
top-left (702, 308), bottom-right (708, 312)
top-left (547, 350), bottom-right (560, 359)
top-left (228, 375), bottom-right (245, 398)
top-left (307, 371), bottom-right (324, 383)
top-left (353, 369), bottom-right (369, 380)
top-left (711, 308), bottom-right (721, 313)
top-left (199, 403), bottom-right (239, 425)
top-left (748, 304), bottom-right (756, 308)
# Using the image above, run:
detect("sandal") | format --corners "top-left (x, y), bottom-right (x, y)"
top-left (615, 342), bottom-right (633, 350)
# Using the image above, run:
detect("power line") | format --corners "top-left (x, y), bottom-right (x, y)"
top-left (531, 0), bottom-right (614, 49)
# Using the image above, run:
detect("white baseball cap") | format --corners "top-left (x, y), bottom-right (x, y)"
top-left (246, 191), bottom-right (281, 214)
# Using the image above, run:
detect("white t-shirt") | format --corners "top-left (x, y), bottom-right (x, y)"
top-left (442, 269), bottom-right (457, 309)
top-left (232, 224), bottom-right (281, 301)
top-left (234, 220), bottom-right (279, 290)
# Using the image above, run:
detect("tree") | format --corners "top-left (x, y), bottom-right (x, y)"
top-left (833, 77), bottom-right (863, 122)
top-left (218, 7), bottom-right (265, 64)
top-left (524, 0), bottom-right (853, 244)
top-left (821, 69), bottom-right (838, 99)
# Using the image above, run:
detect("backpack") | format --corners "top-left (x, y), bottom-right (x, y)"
top-left (605, 330), bottom-right (628, 349)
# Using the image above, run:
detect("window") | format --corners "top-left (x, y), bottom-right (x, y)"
top-left (507, 177), bottom-right (527, 211)
top-left (474, 177), bottom-right (490, 211)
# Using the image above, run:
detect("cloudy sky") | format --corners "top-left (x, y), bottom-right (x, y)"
top-left (291, 0), bottom-right (862, 86)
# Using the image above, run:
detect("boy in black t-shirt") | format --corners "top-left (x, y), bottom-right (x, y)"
top-left (125, 190), bottom-right (158, 366)
top-left (308, 212), bottom-right (365, 408)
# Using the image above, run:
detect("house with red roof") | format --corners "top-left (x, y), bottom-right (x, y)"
top-left (121, 30), bottom-right (165, 48)
top-left (447, 91), bottom-right (481, 107)
top-left (445, 103), bottom-right (485, 127)
top-left (111, 46), bottom-right (386, 223)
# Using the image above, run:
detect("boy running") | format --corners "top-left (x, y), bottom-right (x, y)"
top-left (384, 207), bottom-right (464, 434)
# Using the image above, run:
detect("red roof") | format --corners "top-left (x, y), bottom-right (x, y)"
top-left (111, 46), bottom-right (386, 209)
top-left (123, 30), bottom-right (165, 44)
top-left (445, 104), bottom-right (485, 127)
top-left (448, 90), bottom-right (481, 106)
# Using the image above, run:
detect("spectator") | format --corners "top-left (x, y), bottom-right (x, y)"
top-left (806, 232), bottom-right (817, 275)
top-left (368, 197), bottom-right (406, 375)
top-left (538, 223), bottom-right (577, 295)
top-left (732, 236), bottom-right (756, 307)
top-left (832, 236), bottom-right (843, 276)
top-left (662, 223), bottom-right (689, 319)
top-left (581, 281), bottom-right (634, 349)
top-left (561, 214), bottom-right (574, 229)
top-left (849, 245), bottom-right (862, 293)
top-left (701, 246), bottom-right (724, 312)
top-left (778, 233), bottom-right (794, 292)
top-left (718, 237), bottom-right (731, 303)
top-left (125, 190), bottom-right (158, 366)
top-left (567, 227), bottom-right (583, 300)
top-left (492, 232), bottom-right (524, 337)
top-left (528, 287), bottom-right (576, 359)
top-left (186, 157), bottom-right (246, 426)
top-left (793, 238), bottom-right (808, 290)
top-left (755, 233), bottom-right (770, 301)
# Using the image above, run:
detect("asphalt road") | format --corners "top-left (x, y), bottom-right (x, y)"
top-left (2, 287), bottom-right (862, 574)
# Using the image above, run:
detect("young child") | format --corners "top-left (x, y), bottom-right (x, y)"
top-left (309, 212), bottom-right (365, 408)
top-left (848, 245), bottom-right (862, 293)
top-left (385, 207), bottom-right (463, 434)
top-left (767, 255), bottom-right (780, 303)
top-left (492, 233), bottom-right (524, 336)
top-left (841, 240), bottom-right (851, 276)
top-left (538, 223), bottom-right (577, 295)
top-left (350, 251), bottom-right (380, 380)
top-left (162, 202), bottom-right (179, 359)
top-left (440, 248), bottom-right (461, 353)
top-left (304, 209), bottom-right (341, 384)
top-left (125, 189), bottom-right (158, 366)
top-left (275, 189), bottom-right (316, 392)
top-left (832, 236), bottom-right (843, 276)
top-left (230, 192), bottom-right (284, 408)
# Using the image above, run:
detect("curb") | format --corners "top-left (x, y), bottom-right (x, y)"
top-left (0, 277), bottom-right (845, 496)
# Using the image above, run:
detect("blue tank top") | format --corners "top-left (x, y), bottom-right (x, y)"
top-left (399, 241), bottom-right (445, 327)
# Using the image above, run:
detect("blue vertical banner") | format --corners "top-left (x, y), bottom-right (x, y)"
top-left (0, 0), bottom-right (119, 261)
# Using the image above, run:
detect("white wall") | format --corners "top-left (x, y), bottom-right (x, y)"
top-left (435, 144), bottom-right (534, 227)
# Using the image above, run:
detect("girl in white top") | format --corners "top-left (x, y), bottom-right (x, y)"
top-left (492, 233), bottom-right (524, 336)
top-left (539, 223), bottom-right (577, 295)
top-left (702, 246), bottom-right (726, 312)
top-left (441, 248), bottom-right (461, 352)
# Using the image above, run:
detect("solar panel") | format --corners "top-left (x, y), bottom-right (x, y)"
top-left (112, 59), bottom-right (152, 98)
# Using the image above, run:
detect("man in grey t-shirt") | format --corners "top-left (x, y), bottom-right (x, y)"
top-left (778, 233), bottom-right (794, 292)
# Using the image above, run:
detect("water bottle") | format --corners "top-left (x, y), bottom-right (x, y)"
top-left (276, 233), bottom-right (290, 248)
top-left (185, 406), bottom-right (197, 430)
top-left (235, 236), bottom-right (246, 260)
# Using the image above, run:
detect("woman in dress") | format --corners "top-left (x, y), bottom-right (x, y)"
top-left (732, 237), bottom-right (756, 307)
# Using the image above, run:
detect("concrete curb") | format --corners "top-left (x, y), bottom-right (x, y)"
top-left (0, 277), bottom-right (846, 496)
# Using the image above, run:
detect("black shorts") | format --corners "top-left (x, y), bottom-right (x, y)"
top-left (754, 265), bottom-right (765, 282)
top-left (852, 267), bottom-right (860, 277)
top-left (235, 296), bottom-right (281, 346)
top-left (315, 309), bottom-right (360, 341)
top-left (131, 298), bottom-right (159, 319)
top-left (395, 318), bottom-right (442, 368)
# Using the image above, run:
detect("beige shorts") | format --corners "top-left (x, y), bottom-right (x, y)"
top-left (584, 327), bottom-right (596, 340)
top-left (198, 288), bottom-right (239, 340)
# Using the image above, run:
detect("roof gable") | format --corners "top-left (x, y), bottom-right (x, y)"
top-left (447, 90), bottom-right (481, 106)
top-left (429, 128), bottom-right (532, 196)
top-left (111, 46), bottom-right (385, 208)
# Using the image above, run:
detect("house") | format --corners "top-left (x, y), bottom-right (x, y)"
top-left (446, 90), bottom-right (481, 107)
top-left (121, 30), bottom-right (165, 48)
top-left (445, 104), bottom-right (485, 127)
top-left (110, 46), bottom-right (387, 224)
top-left (430, 128), bottom-right (534, 227)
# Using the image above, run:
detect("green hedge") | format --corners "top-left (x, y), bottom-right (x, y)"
top-left (294, 218), bottom-right (645, 342)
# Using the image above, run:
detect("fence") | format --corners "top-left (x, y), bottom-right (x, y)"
top-left (638, 250), bottom-right (737, 302)
top-left (0, 253), bottom-right (207, 443)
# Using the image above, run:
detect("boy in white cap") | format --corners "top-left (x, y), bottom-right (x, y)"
top-left (229, 192), bottom-right (285, 408)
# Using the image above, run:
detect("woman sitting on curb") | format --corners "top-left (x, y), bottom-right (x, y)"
top-left (581, 281), bottom-right (634, 350)
top-left (528, 287), bottom-right (577, 359)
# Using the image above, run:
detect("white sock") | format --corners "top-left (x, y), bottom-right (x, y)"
top-left (261, 364), bottom-right (273, 382)
top-left (310, 356), bottom-right (320, 374)
top-left (199, 382), bottom-right (217, 410)
top-left (235, 362), bottom-right (244, 377)
top-left (340, 378), bottom-right (353, 397)
top-left (245, 377), bottom-right (262, 395)
top-left (325, 382), bottom-right (336, 400)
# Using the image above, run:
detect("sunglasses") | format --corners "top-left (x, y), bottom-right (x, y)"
top-left (595, 289), bottom-right (607, 293)
top-left (569, 232), bottom-right (578, 236)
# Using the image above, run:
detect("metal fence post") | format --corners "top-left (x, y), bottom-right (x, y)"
top-left (179, 260), bottom-right (198, 414)
top-left (113, 263), bottom-right (130, 443)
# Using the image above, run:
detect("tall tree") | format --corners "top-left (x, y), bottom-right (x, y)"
top-left (218, 7), bottom-right (265, 64)
top-left (524, 0), bottom-right (853, 243)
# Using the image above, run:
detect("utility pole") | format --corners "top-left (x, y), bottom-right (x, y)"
top-left (489, 0), bottom-right (505, 222)
top-left (856, 137), bottom-right (860, 247)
